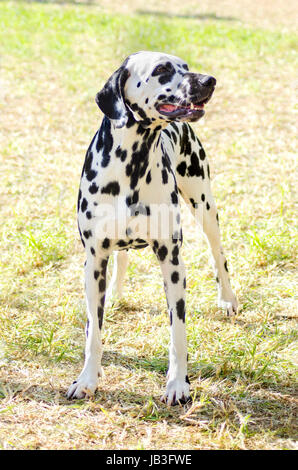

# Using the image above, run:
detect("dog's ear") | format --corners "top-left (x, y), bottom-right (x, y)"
top-left (95, 65), bottom-right (131, 129)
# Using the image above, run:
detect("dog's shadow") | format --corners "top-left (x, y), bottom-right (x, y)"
top-left (0, 377), bottom-right (156, 410)
top-left (0, 347), bottom-right (205, 411)
top-left (102, 350), bottom-right (168, 376)
top-left (0, 351), bottom-right (169, 411)
top-left (136, 10), bottom-right (239, 23)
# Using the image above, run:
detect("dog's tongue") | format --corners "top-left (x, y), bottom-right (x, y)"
top-left (159, 104), bottom-right (177, 112)
top-left (159, 103), bottom-right (205, 113)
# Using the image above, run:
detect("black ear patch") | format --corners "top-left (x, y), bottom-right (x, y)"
top-left (95, 64), bottom-right (131, 129)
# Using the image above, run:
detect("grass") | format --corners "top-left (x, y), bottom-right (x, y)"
top-left (0, 0), bottom-right (297, 450)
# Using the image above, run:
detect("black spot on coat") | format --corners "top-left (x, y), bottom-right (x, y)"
top-left (86, 169), bottom-right (97, 181)
top-left (95, 117), bottom-right (114, 168)
top-left (199, 147), bottom-right (206, 160)
top-left (98, 278), bottom-right (106, 292)
top-left (83, 230), bottom-right (92, 239)
top-left (102, 238), bottom-right (110, 249)
top-left (177, 161), bottom-right (187, 177)
top-left (171, 245), bottom-right (179, 265)
top-left (176, 298), bottom-right (185, 322)
top-left (89, 182), bottom-right (99, 194)
top-left (81, 198), bottom-right (88, 212)
top-left (115, 145), bottom-right (127, 162)
top-left (171, 191), bottom-right (178, 205)
top-left (171, 271), bottom-right (179, 283)
top-left (162, 168), bottom-right (168, 184)
top-left (101, 181), bottom-right (120, 196)
top-left (97, 306), bottom-right (104, 329)
top-left (146, 170), bottom-right (151, 184)
top-left (157, 245), bottom-right (168, 262)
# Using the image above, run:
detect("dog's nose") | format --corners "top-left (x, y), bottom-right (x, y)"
top-left (200, 75), bottom-right (216, 87)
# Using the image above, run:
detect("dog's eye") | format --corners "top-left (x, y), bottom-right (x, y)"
top-left (152, 64), bottom-right (172, 76)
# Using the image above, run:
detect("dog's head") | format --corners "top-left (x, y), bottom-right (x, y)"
top-left (95, 51), bottom-right (216, 128)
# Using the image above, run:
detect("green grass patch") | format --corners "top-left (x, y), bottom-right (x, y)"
top-left (0, 0), bottom-right (297, 451)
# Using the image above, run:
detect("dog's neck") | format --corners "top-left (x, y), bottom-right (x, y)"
top-left (112, 115), bottom-right (164, 148)
top-left (101, 116), bottom-right (165, 191)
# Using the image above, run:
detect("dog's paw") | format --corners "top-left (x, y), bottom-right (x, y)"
top-left (105, 284), bottom-right (122, 308)
top-left (104, 290), bottom-right (117, 309)
top-left (66, 368), bottom-right (102, 399)
top-left (161, 377), bottom-right (191, 406)
top-left (218, 292), bottom-right (238, 317)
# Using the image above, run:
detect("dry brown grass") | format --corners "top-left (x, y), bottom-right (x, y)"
top-left (94, 0), bottom-right (298, 30)
top-left (0, 0), bottom-right (297, 450)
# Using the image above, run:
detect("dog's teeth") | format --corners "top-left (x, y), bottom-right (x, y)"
top-left (190, 103), bottom-right (194, 109)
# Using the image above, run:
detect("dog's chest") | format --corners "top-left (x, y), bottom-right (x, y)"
top-left (81, 131), bottom-right (178, 206)
top-left (77, 120), bottom-right (184, 250)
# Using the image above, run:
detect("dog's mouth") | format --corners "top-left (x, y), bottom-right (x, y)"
top-left (157, 96), bottom-right (210, 120)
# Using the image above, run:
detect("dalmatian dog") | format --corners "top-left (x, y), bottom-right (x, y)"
top-left (67, 51), bottom-right (238, 405)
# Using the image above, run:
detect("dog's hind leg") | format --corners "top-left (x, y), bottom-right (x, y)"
top-left (67, 253), bottom-right (109, 399)
top-left (106, 250), bottom-right (129, 305)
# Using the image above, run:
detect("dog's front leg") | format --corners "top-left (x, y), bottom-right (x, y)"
top-left (177, 170), bottom-right (238, 316)
top-left (155, 243), bottom-right (190, 406)
top-left (67, 253), bottom-right (109, 399)
top-left (200, 201), bottom-right (238, 316)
